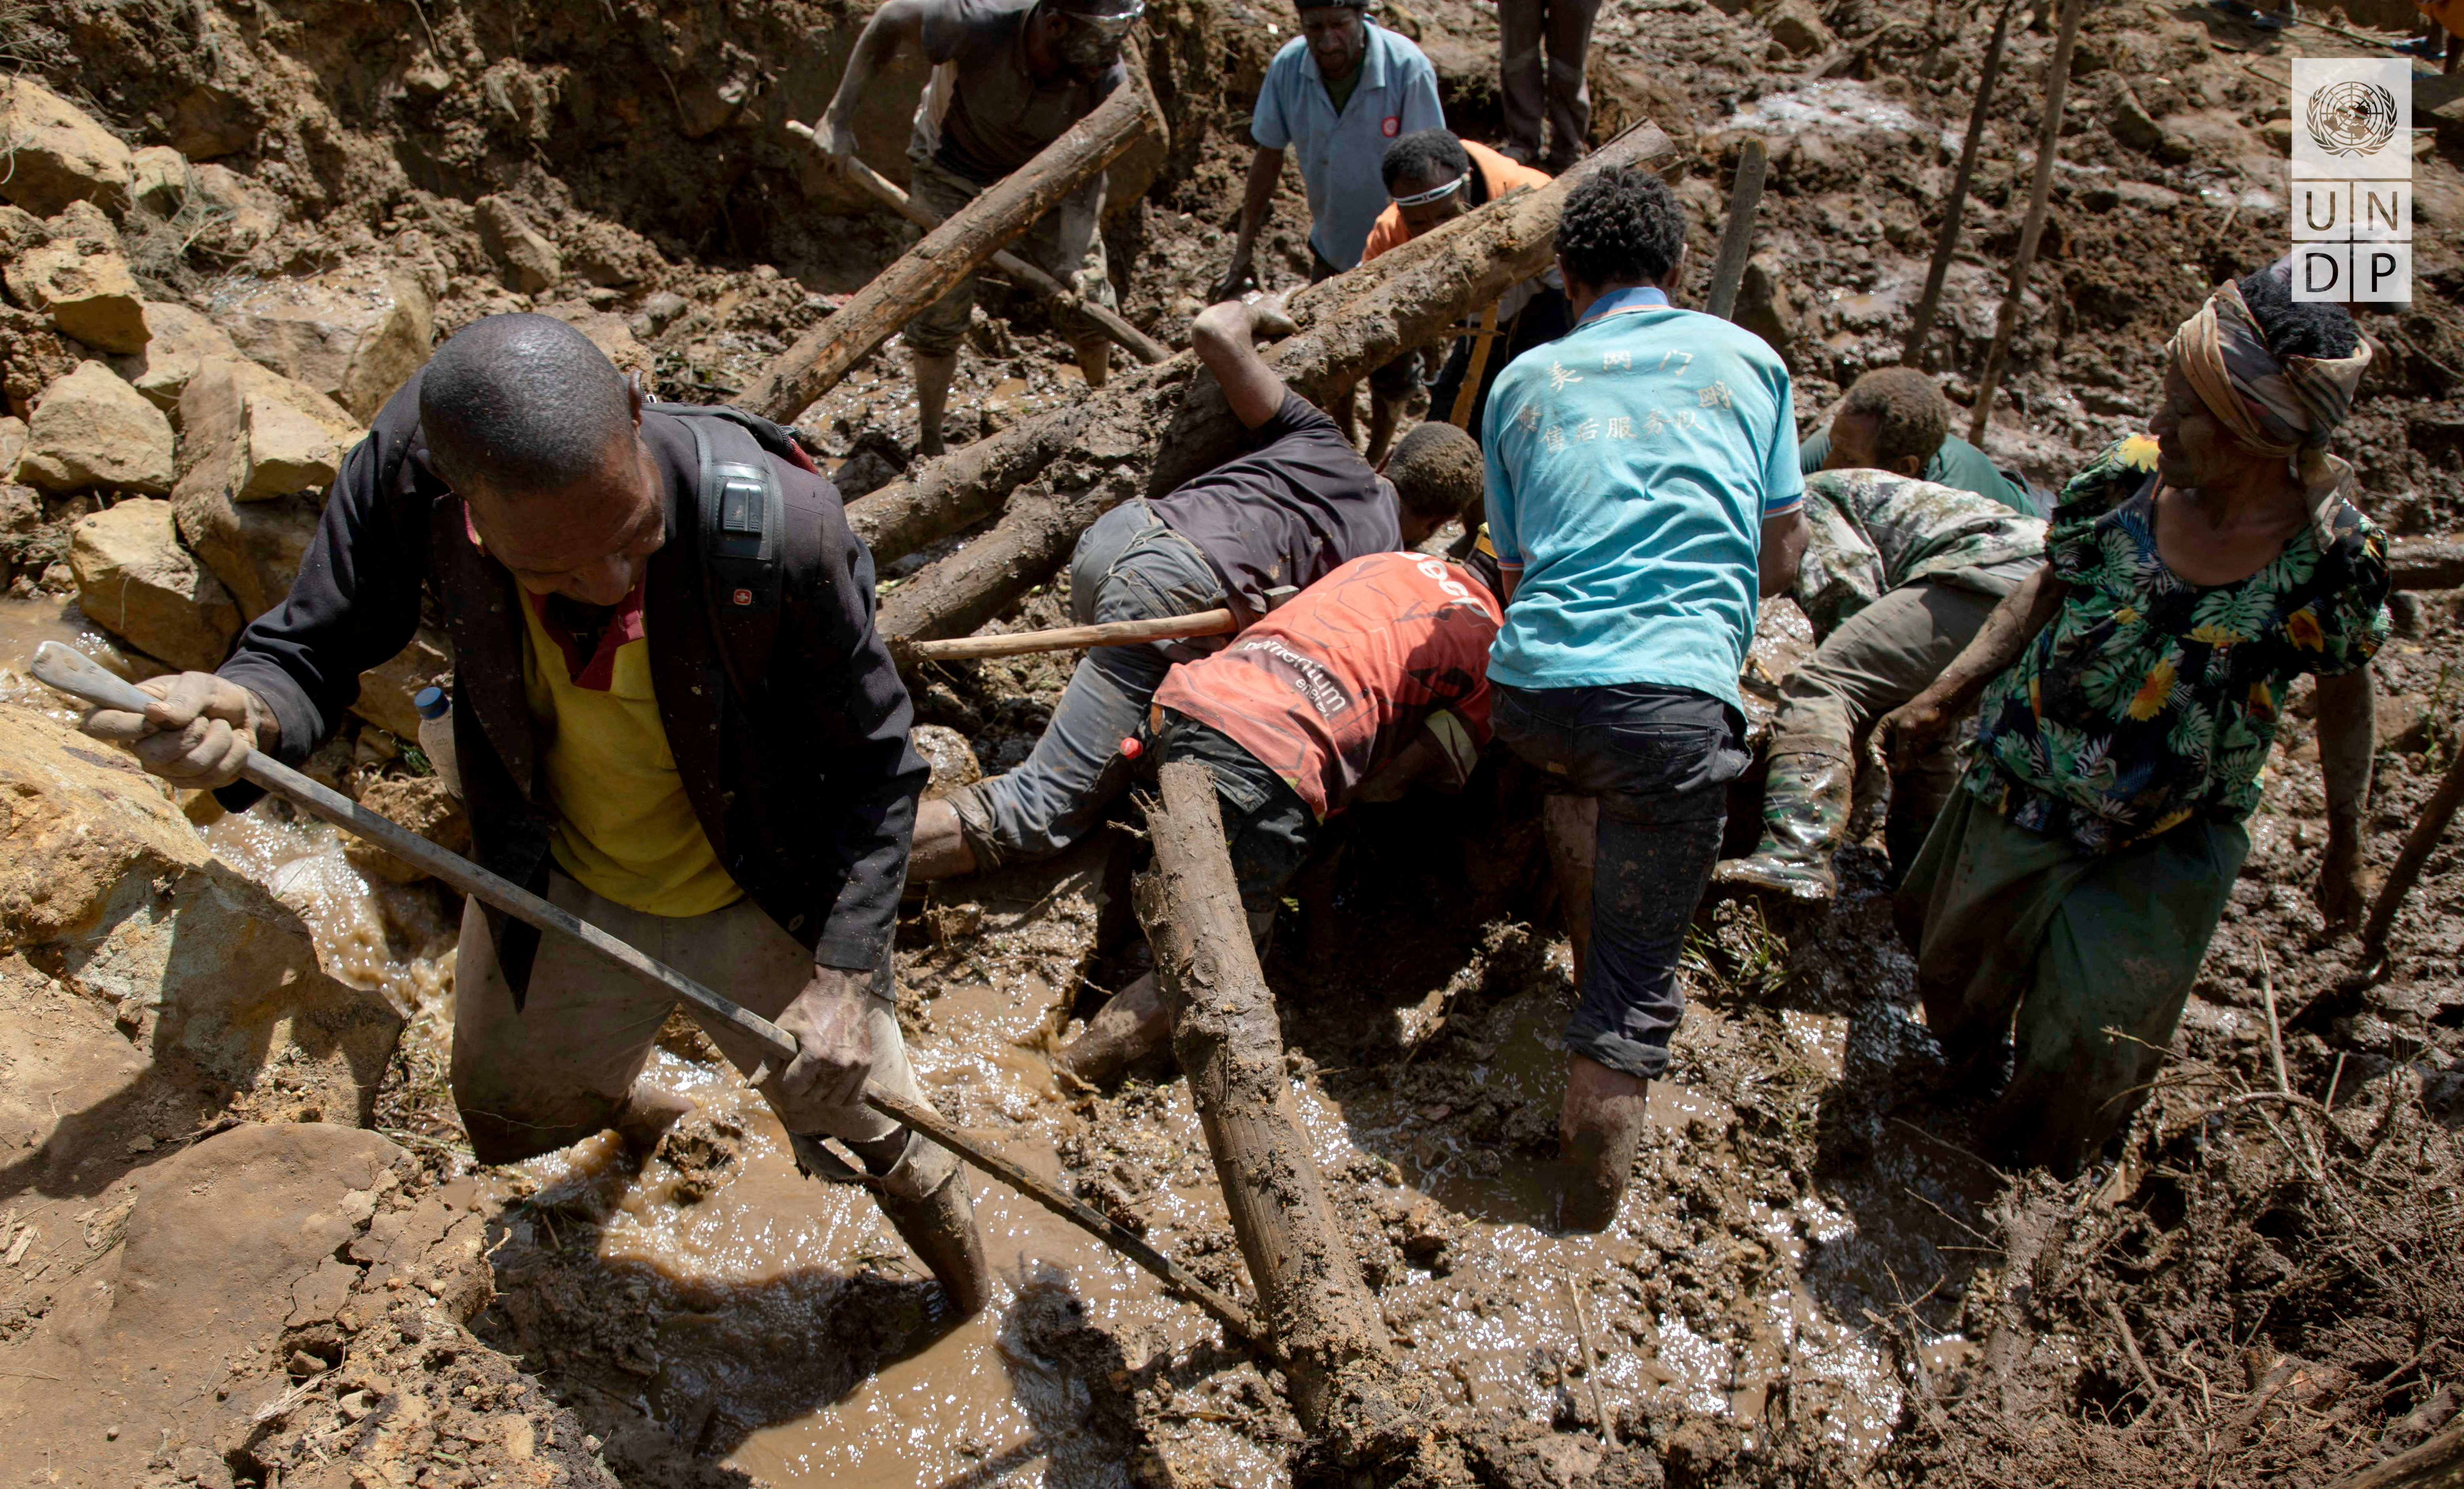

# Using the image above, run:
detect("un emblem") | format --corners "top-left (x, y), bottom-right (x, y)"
top-left (2304, 80), bottom-right (2400, 158)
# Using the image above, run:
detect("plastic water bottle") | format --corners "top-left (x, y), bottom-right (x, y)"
top-left (414, 685), bottom-right (462, 799)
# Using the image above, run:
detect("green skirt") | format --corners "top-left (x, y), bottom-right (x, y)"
top-left (1895, 783), bottom-right (2248, 1175)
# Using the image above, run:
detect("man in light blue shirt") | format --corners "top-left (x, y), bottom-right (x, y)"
top-left (1481, 165), bottom-right (1808, 1231)
top-left (1212, 0), bottom-right (1444, 293)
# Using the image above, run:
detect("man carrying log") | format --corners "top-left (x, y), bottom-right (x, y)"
top-left (1211, 0), bottom-right (1444, 297)
top-left (813, 0), bottom-right (1144, 457)
top-left (1798, 366), bottom-right (2043, 517)
top-left (76, 315), bottom-right (994, 1318)
top-left (1356, 127), bottom-right (1567, 454)
top-left (1481, 167), bottom-right (1808, 1231)
top-left (1053, 545), bottom-right (1506, 1086)
top-left (1712, 468), bottom-right (2046, 903)
top-left (909, 296), bottom-right (1485, 879)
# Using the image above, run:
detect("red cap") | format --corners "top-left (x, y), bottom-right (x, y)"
top-left (1119, 736), bottom-right (1143, 759)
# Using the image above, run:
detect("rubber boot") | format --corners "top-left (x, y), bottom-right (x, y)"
top-left (1559, 1077), bottom-right (1649, 1233)
top-left (1051, 973), bottom-right (1170, 1090)
top-left (1713, 751), bottom-right (1854, 904)
top-left (794, 1128), bottom-right (992, 1318)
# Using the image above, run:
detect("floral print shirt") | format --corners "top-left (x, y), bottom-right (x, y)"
top-left (1964, 435), bottom-right (2390, 853)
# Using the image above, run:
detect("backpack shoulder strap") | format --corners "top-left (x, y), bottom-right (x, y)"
top-left (683, 414), bottom-right (784, 700)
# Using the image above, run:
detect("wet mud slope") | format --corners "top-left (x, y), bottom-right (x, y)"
top-left (0, 0), bottom-right (2459, 1483)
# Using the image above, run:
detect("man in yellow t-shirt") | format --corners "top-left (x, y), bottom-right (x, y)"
top-left (85, 315), bottom-right (988, 1318)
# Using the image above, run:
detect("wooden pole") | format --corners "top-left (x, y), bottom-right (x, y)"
top-left (1904, 0), bottom-right (2021, 367)
top-left (2389, 536), bottom-right (2464, 591)
top-left (2326, 1419), bottom-right (2464, 1489)
top-left (1134, 759), bottom-right (1399, 1433)
top-left (901, 606), bottom-right (1235, 662)
top-left (790, 123), bottom-right (1169, 367)
top-left (1704, 137), bottom-right (1768, 322)
top-left (1966, 0), bottom-right (2085, 446)
top-left (859, 121), bottom-right (1681, 638)
top-left (744, 84), bottom-right (1152, 422)
top-left (2360, 741), bottom-right (2464, 961)
top-left (27, 640), bottom-right (1265, 1349)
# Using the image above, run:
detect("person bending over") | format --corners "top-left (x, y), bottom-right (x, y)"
top-left (77, 315), bottom-right (992, 1316)
top-left (1800, 366), bottom-right (2042, 517)
top-left (1714, 469), bottom-right (2046, 902)
top-left (1481, 166), bottom-right (1808, 1231)
top-left (1879, 266), bottom-right (2384, 1176)
top-left (909, 298), bottom-right (1486, 879)
top-left (1052, 546), bottom-right (1505, 1086)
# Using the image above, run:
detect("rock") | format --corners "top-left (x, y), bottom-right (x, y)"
top-left (184, 162), bottom-right (283, 248)
top-left (221, 267), bottom-right (435, 422)
top-left (0, 416), bottom-right (26, 478)
top-left (475, 194), bottom-right (562, 294)
top-left (127, 144), bottom-right (191, 217)
top-left (15, 360), bottom-right (175, 494)
top-left (2109, 80), bottom-right (2195, 164)
top-left (0, 952), bottom-right (226, 1193)
top-left (169, 360), bottom-right (357, 619)
top-left (173, 488), bottom-right (318, 623)
top-left (1734, 252), bottom-right (1800, 359)
top-left (109, 300), bottom-right (245, 412)
top-left (1763, 0), bottom-right (1834, 57)
top-left (0, 1124), bottom-right (407, 1483)
top-left (630, 289), bottom-right (691, 339)
top-left (69, 497), bottom-right (240, 669)
top-left (0, 77), bottom-right (134, 217)
top-left (3, 201), bottom-right (149, 354)
top-left (0, 708), bottom-right (403, 1114)
top-left (343, 775), bottom-right (472, 884)
top-left (542, 305), bottom-right (651, 379)
top-left (0, 305), bottom-right (82, 417)
top-left (0, 202), bottom-right (46, 259)
top-left (351, 624), bottom-right (452, 739)
top-left (914, 723), bottom-right (983, 800)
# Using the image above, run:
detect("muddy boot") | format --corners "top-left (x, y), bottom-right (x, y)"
top-left (1052, 974), bottom-right (1170, 1091)
top-left (794, 1128), bottom-right (992, 1318)
top-left (1558, 1077), bottom-right (1650, 1233)
top-left (1712, 751), bottom-right (1853, 904)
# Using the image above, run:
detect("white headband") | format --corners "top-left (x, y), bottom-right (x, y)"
top-left (1391, 171), bottom-right (1468, 207)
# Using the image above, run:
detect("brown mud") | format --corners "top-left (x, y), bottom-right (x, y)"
top-left (0, 0), bottom-right (2460, 1481)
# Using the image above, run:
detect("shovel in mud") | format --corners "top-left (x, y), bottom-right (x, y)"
top-left (31, 641), bottom-right (1265, 1353)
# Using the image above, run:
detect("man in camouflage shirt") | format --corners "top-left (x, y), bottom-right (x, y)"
top-left (1714, 468), bottom-right (2045, 901)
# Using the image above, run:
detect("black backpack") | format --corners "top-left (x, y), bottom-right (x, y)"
top-left (662, 402), bottom-right (824, 705)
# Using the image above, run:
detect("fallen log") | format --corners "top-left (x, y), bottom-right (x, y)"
top-left (790, 123), bottom-right (1170, 367)
top-left (2390, 536), bottom-right (2464, 592)
top-left (900, 606), bottom-right (1235, 662)
top-left (1134, 759), bottom-right (1412, 1438)
top-left (864, 120), bottom-right (1680, 639)
top-left (744, 83), bottom-right (1152, 423)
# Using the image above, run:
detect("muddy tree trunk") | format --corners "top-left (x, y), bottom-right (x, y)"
top-left (861, 121), bottom-right (1677, 639)
top-left (744, 83), bottom-right (1153, 423)
top-left (2390, 536), bottom-right (2464, 591)
top-left (1133, 759), bottom-right (1404, 1437)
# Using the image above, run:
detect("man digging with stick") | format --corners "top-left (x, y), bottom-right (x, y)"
top-left (908, 295), bottom-right (1486, 880)
top-left (75, 314), bottom-right (995, 1320)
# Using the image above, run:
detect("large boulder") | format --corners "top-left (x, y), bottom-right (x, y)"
top-left (2, 201), bottom-right (150, 354)
top-left (0, 708), bottom-right (403, 1120)
top-left (221, 267), bottom-right (434, 422)
top-left (0, 304), bottom-right (82, 417)
top-left (14, 360), bottom-right (175, 494)
top-left (69, 497), bottom-right (240, 669)
top-left (170, 359), bottom-right (358, 618)
top-left (110, 300), bottom-right (244, 412)
top-left (475, 194), bottom-right (562, 293)
top-left (0, 77), bottom-right (133, 218)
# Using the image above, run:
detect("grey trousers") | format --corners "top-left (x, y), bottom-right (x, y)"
top-left (1772, 579), bottom-right (2005, 870)
top-left (1500, 0), bottom-right (1603, 167)
top-left (452, 871), bottom-right (937, 1179)
top-left (958, 500), bottom-right (1228, 867)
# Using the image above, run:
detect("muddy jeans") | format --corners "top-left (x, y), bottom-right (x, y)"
top-left (1154, 711), bottom-right (1320, 915)
top-left (1774, 574), bottom-right (2020, 871)
top-left (954, 500), bottom-right (1229, 867)
top-left (452, 872), bottom-right (939, 1186)
top-left (1499, 0), bottom-right (1603, 167)
top-left (1896, 787), bottom-right (2247, 1176)
top-left (1494, 682), bottom-right (1750, 1079)
top-left (904, 154), bottom-right (1116, 358)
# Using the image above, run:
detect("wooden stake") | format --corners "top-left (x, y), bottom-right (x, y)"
top-left (1966, 0), bottom-right (2086, 446)
top-left (1904, 0), bottom-right (2022, 366)
top-left (2360, 742), bottom-right (2464, 962)
top-left (1448, 302), bottom-right (1503, 429)
top-left (744, 84), bottom-right (1153, 422)
top-left (1135, 759), bottom-right (1400, 1432)
top-left (901, 607), bottom-right (1235, 662)
top-left (1704, 137), bottom-right (1768, 322)
top-left (791, 124), bottom-right (1169, 367)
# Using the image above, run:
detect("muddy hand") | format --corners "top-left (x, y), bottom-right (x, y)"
top-left (1248, 292), bottom-right (1298, 341)
top-left (769, 967), bottom-right (878, 1114)
top-left (78, 670), bottom-right (271, 790)
top-left (1873, 692), bottom-right (1953, 778)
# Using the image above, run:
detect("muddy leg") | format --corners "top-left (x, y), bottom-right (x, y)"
top-left (1052, 972), bottom-right (1170, 1088)
top-left (909, 796), bottom-right (978, 881)
top-left (1074, 338), bottom-right (1111, 390)
top-left (914, 349), bottom-right (959, 459)
top-left (1543, 793), bottom-right (1598, 987)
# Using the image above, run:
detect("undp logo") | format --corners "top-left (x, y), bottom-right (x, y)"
top-left (2287, 59), bottom-right (2411, 304)
top-left (2304, 80), bottom-right (2400, 158)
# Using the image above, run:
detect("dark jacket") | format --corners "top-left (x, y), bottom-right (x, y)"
top-left (217, 371), bottom-right (925, 979)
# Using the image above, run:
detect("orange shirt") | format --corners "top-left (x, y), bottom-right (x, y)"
top-left (1360, 141), bottom-right (1554, 264)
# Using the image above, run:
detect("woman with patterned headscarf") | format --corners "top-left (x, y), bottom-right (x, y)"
top-left (1870, 265), bottom-right (2386, 1177)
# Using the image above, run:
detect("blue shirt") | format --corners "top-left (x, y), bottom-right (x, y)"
top-left (1250, 23), bottom-right (1445, 271)
top-left (1481, 288), bottom-right (1805, 709)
